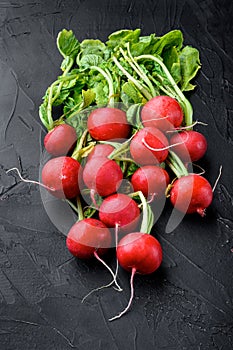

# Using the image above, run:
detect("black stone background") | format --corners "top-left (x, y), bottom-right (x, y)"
top-left (0, 0), bottom-right (233, 349)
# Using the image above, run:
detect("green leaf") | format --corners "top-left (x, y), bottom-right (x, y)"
top-left (152, 30), bottom-right (183, 56)
top-left (39, 102), bottom-right (49, 129)
top-left (122, 82), bottom-right (144, 103)
top-left (163, 46), bottom-right (181, 84)
top-left (52, 89), bottom-right (70, 106)
top-left (126, 103), bottom-right (143, 128)
top-left (57, 29), bottom-right (80, 59)
top-left (179, 46), bottom-right (201, 91)
top-left (60, 56), bottom-right (73, 71)
top-left (81, 89), bottom-right (96, 108)
top-left (80, 39), bottom-right (106, 55)
top-left (130, 34), bottom-right (158, 56)
top-left (79, 54), bottom-right (104, 69)
top-left (106, 29), bottom-right (141, 49)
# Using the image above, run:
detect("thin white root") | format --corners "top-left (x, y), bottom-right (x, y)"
top-left (109, 267), bottom-right (136, 321)
top-left (212, 165), bottom-right (223, 192)
top-left (6, 167), bottom-right (55, 191)
top-left (166, 120), bottom-right (208, 133)
top-left (94, 251), bottom-right (122, 292)
top-left (81, 279), bottom-right (116, 303)
top-left (191, 163), bottom-right (206, 176)
top-left (142, 134), bottom-right (188, 152)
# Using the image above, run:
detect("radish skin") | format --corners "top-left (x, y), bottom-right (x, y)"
top-left (44, 124), bottom-right (77, 156)
top-left (131, 165), bottom-right (170, 199)
top-left (170, 131), bottom-right (207, 162)
top-left (41, 156), bottom-right (82, 199)
top-left (66, 218), bottom-right (111, 259)
top-left (130, 127), bottom-right (169, 165)
top-left (88, 107), bottom-right (131, 141)
top-left (170, 174), bottom-right (213, 216)
top-left (87, 144), bottom-right (115, 161)
top-left (141, 95), bottom-right (183, 132)
top-left (83, 157), bottom-right (123, 197)
top-left (99, 194), bottom-right (140, 234)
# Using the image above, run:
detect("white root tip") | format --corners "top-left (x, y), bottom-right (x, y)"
top-left (212, 165), bottom-right (223, 192)
top-left (6, 167), bottom-right (55, 191)
top-left (109, 267), bottom-right (136, 322)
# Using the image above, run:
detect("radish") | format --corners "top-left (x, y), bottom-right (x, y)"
top-left (169, 130), bottom-right (207, 162)
top-left (87, 144), bottom-right (115, 162)
top-left (66, 218), bottom-right (111, 259)
top-left (87, 107), bottom-right (131, 141)
top-left (66, 218), bottom-right (122, 293)
top-left (131, 165), bottom-right (170, 200)
top-left (141, 95), bottom-right (183, 132)
top-left (170, 174), bottom-right (213, 216)
top-left (83, 156), bottom-right (123, 197)
top-left (44, 124), bottom-right (77, 156)
top-left (99, 193), bottom-right (140, 234)
top-left (109, 232), bottom-right (162, 321)
top-left (130, 127), bottom-right (169, 165)
top-left (41, 156), bottom-right (82, 199)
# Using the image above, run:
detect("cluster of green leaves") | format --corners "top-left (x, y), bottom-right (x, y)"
top-left (39, 28), bottom-right (201, 132)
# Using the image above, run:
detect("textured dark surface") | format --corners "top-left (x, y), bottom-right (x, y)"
top-left (0, 0), bottom-right (233, 349)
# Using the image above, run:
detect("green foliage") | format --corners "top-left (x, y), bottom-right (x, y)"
top-left (57, 29), bottom-right (80, 59)
top-left (39, 27), bottom-right (201, 130)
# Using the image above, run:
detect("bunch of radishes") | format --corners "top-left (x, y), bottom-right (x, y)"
top-left (40, 94), bottom-right (213, 320)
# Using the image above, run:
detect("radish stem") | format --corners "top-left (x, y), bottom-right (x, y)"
top-left (112, 56), bottom-right (153, 100)
top-left (167, 151), bottom-right (189, 178)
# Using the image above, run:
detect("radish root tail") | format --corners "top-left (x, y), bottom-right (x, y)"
top-left (109, 267), bottom-right (137, 321)
top-left (94, 251), bottom-right (122, 292)
top-left (6, 167), bottom-right (55, 191)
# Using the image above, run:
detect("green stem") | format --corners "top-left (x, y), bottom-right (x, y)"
top-left (108, 139), bottom-right (131, 159)
top-left (47, 80), bottom-right (60, 130)
top-left (66, 196), bottom-right (84, 221)
top-left (46, 59), bottom-right (75, 130)
top-left (77, 196), bottom-right (84, 220)
top-left (71, 129), bottom-right (88, 160)
top-left (149, 73), bottom-right (175, 98)
top-left (136, 54), bottom-right (193, 127)
top-left (90, 66), bottom-right (115, 106)
top-left (114, 157), bottom-right (137, 164)
top-left (129, 191), bottom-right (153, 234)
top-left (52, 59), bottom-right (74, 104)
top-left (124, 44), bottom-right (156, 97)
top-left (167, 151), bottom-right (189, 178)
top-left (112, 56), bottom-right (153, 100)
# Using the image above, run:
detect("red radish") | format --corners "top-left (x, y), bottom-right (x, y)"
top-left (109, 232), bottom-right (162, 321)
top-left (66, 218), bottom-right (111, 259)
top-left (131, 165), bottom-right (170, 199)
top-left (141, 95), bottom-right (183, 131)
top-left (87, 107), bottom-right (131, 141)
top-left (87, 144), bottom-right (114, 162)
top-left (83, 157), bottom-right (123, 197)
top-left (130, 127), bottom-right (169, 165)
top-left (41, 156), bottom-right (82, 199)
top-left (67, 218), bottom-right (123, 296)
top-left (170, 174), bottom-right (213, 216)
top-left (169, 130), bottom-right (207, 162)
top-left (99, 193), bottom-right (140, 234)
top-left (44, 124), bottom-right (77, 156)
